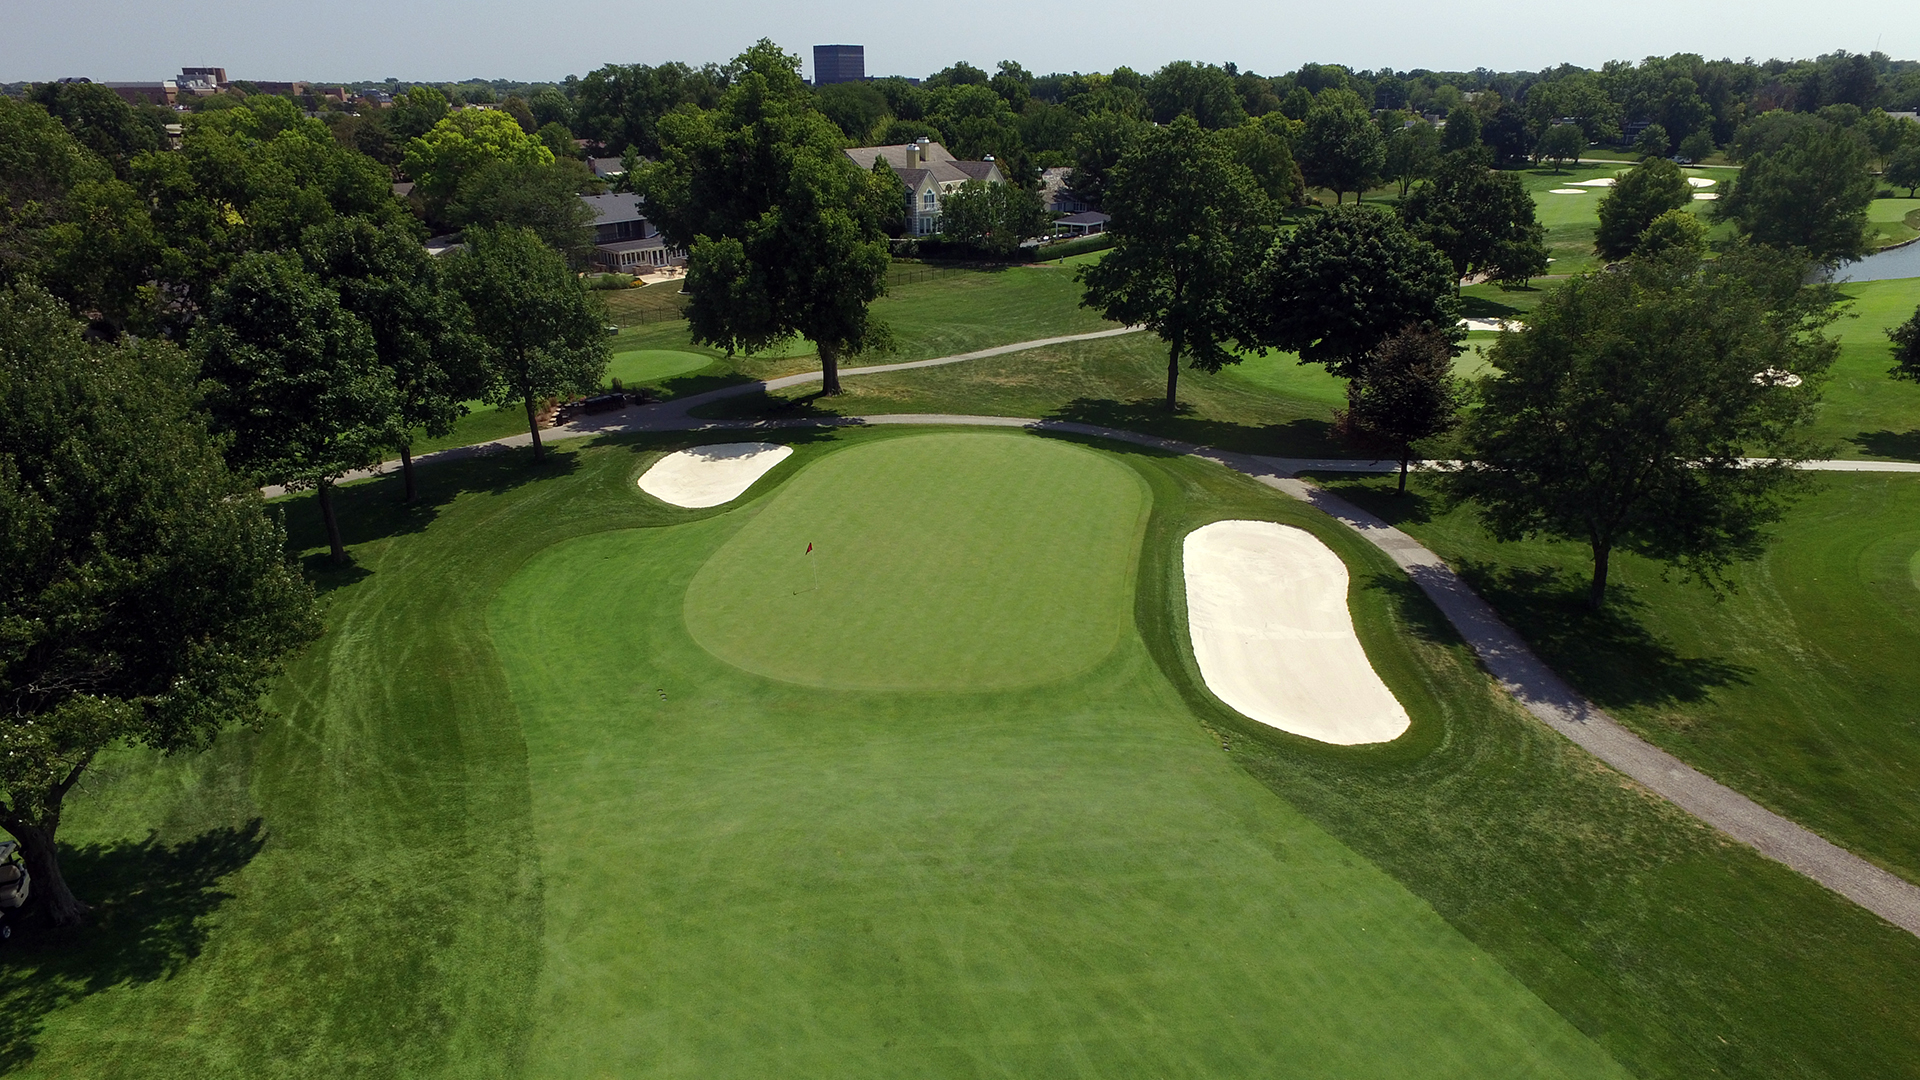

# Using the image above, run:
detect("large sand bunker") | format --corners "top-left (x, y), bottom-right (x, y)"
top-left (1183, 520), bottom-right (1410, 745)
top-left (638, 443), bottom-right (793, 508)
top-left (1570, 177), bottom-right (1617, 187)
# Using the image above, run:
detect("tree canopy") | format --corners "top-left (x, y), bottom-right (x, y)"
top-left (1717, 120), bottom-right (1876, 264)
top-left (402, 109), bottom-right (555, 210)
top-left (1593, 156), bottom-right (1694, 261)
top-left (1, 284), bottom-right (319, 925)
top-left (1444, 245), bottom-right (1839, 609)
top-left (1400, 149), bottom-right (1549, 284)
top-left (447, 225), bottom-right (608, 460)
top-left (1535, 123), bottom-right (1585, 170)
top-left (1337, 323), bottom-right (1466, 491)
top-left (639, 40), bottom-right (896, 394)
top-left (1079, 116), bottom-right (1272, 410)
top-left (938, 180), bottom-right (1052, 256)
top-left (1248, 204), bottom-right (1460, 378)
top-left (1298, 90), bottom-right (1386, 202)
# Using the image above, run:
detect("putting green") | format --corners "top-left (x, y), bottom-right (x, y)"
top-left (683, 432), bottom-right (1148, 691)
top-left (608, 348), bottom-right (712, 387)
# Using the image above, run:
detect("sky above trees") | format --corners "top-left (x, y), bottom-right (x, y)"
top-left (6, 0), bottom-right (1917, 84)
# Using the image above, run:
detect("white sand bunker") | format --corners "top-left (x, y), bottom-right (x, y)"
top-left (1693, 192), bottom-right (1718, 201)
top-left (638, 442), bottom-right (793, 508)
top-left (1570, 177), bottom-right (1617, 187)
top-left (1548, 188), bottom-right (1587, 195)
top-left (1461, 317), bottom-right (1523, 333)
top-left (1183, 521), bottom-right (1410, 745)
top-left (1688, 177), bottom-right (1717, 187)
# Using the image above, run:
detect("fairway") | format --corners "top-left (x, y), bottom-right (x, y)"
top-left (489, 430), bottom-right (1627, 1078)
top-left (684, 432), bottom-right (1147, 690)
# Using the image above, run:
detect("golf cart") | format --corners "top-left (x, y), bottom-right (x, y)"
top-left (0, 841), bottom-right (30, 939)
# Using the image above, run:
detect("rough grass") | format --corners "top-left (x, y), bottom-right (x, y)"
top-left (12, 429), bottom-right (1920, 1078)
top-left (1314, 470), bottom-right (1920, 887)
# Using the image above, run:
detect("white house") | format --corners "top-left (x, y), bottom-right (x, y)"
top-left (843, 138), bottom-right (1005, 236)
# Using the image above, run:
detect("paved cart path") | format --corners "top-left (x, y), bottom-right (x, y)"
top-left (290, 329), bottom-right (1920, 937)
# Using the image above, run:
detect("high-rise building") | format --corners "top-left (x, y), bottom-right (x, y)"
top-left (813, 45), bottom-right (865, 86)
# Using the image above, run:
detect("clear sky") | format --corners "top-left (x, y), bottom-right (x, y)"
top-left (6, 0), bottom-right (1914, 84)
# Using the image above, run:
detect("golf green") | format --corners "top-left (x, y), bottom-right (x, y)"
top-left (683, 433), bottom-right (1148, 691)
top-left (607, 348), bottom-right (713, 387)
top-left (486, 430), bottom-right (1628, 1078)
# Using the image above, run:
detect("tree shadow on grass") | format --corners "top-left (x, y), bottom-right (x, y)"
top-left (1046, 397), bottom-right (1341, 457)
top-left (1457, 293), bottom-right (1534, 321)
top-left (1847, 429), bottom-right (1920, 461)
top-left (279, 449), bottom-right (584, 572)
top-left (1453, 560), bottom-right (1752, 710)
top-left (0, 821), bottom-right (267, 1071)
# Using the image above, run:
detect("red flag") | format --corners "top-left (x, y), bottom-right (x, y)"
top-left (806, 542), bottom-right (813, 554)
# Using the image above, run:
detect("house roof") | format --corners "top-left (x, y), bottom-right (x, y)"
top-left (844, 141), bottom-right (1002, 186)
top-left (1056, 211), bottom-right (1111, 226)
top-left (588, 157), bottom-right (627, 177)
top-left (580, 193), bottom-right (646, 226)
top-left (595, 236), bottom-right (671, 253)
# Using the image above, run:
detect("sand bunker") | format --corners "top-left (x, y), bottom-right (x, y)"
top-left (1688, 177), bottom-right (1717, 187)
top-left (1183, 520), bottom-right (1410, 745)
top-left (1461, 317), bottom-right (1523, 333)
top-left (1548, 188), bottom-right (1586, 195)
top-left (1693, 192), bottom-right (1718, 201)
top-left (1570, 177), bottom-right (1617, 187)
top-left (638, 443), bottom-right (793, 508)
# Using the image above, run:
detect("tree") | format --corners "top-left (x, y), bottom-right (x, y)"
top-left (1146, 62), bottom-right (1248, 129)
top-left (501, 95), bottom-right (538, 134)
top-left (1717, 122), bottom-right (1876, 264)
top-left (814, 81), bottom-right (890, 142)
top-left (1247, 204), bottom-right (1460, 378)
top-left (195, 253), bottom-right (401, 562)
top-left (938, 181), bottom-right (1051, 256)
top-left (1535, 123), bottom-right (1585, 171)
top-left (1633, 123), bottom-right (1671, 158)
top-left (640, 40), bottom-right (896, 396)
top-left (1633, 207), bottom-right (1708, 259)
top-left (572, 62), bottom-right (733, 157)
top-left (1079, 116), bottom-right (1272, 411)
top-left (26, 80), bottom-right (167, 176)
top-left (402, 109), bottom-right (555, 211)
top-left (1220, 119), bottom-right (1305, 205)
top-left (1384, 119), bottom-right (1441, 197)
top-left (1439, 106), bottom-right (1480, 153)
top-left (1065, 111), bottom-right (1145, 209)
top-left (1444, 245), bottom-right (1839, 610)
top-left (447, 225), bottom-right (608, 461)
top-left (301, 218), bottom-right (481, 502)
top-left (387, 85), bottom-right (452, 141)
top-left (1678, 129), bottom-right (1716, 163)
top-left (1891, 303), bottom-right (1920, 383)
top-left (1337, 324), bottom-right (1466, 492)
top-left (444, 158), bottom-right (597, 262)
top-left (1593, 156), bottom-right (1694, 260)
top-left (1298, 90), bottom-right (1386, 202)
top-left (1886, 143), bottom-right (1920, 198)
top-left (1400, 149), bottom-right (1550, 285)
top-left (1, 285), bottom-right (319, 924)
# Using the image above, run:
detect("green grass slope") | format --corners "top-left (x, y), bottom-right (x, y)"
top-left (493, 430), bottom-right (1623, 1078)
top-left (11, 431), bottom-right (1919, 1078)
top-left (1316, 470), bottom-right (1920, 886)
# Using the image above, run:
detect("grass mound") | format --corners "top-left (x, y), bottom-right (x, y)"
top-left (683, 432), bottom-right (1146, 690)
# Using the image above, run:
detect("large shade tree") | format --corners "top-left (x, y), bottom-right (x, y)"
top-left (1247, 205), bottom-right (1460, 378)
top-left (1078, 115), bottom-right (1272, 411)
top-left (1444, 245), bottom-right (1839, 610)
top-left (640, 40), bottom-right (898, 395)
top-left (1716, 121), bottom-right (1876, 264)
top-left (300, 218), bottom-right (482, 501)
top-left (1593, 156), bottom-right (1694, 261)
top-left (1297, 89), bottom-right (1386, 203)
top-left (195, 253), bottom-right (401, 563)
top-left (1337, 324), bottom-right (1467, 492)
top-left (1, 285), bottom-right (319, 925)
top-left (1400, 148), bottom-right (1549, 285)
top-left (447, 225), bottom-right (608, 461)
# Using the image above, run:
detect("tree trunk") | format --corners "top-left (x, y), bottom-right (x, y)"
top-left (12, 821), bottom-right (86, 928)
top-left (399, 442), bottom-right (417, 503)
top-left (524, 394), bottom-right (544, 463)
top-left (1397, 452), bottom-right (1411, 493)
top-left (1164, 335), bottom-right (1182, 413)
top-left (820, 342), bottom-right (841, 395)
top-left (1588, 543), bottom-right (1611, 611)
top-left (316, 479), bottom-right (347, 565)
